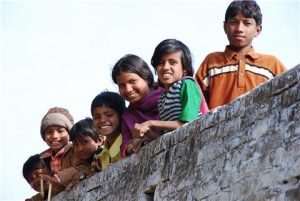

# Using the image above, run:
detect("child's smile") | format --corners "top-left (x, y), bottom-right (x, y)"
top-left (99, 124), bottom-right (114, 133)
top-left (157, 51), bottom-right (186, 91)
top-left (92, 106), bottom-right (120, 138)
top-left (116, 72), bottom-right (150, 104)
top-left (44, 126), bottom-right (69, 152)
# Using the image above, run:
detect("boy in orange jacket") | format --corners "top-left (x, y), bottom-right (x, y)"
top-left (195, 0), bottom-right (286, 110)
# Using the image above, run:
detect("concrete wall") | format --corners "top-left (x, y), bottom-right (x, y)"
top-left (53, 65), bottom-right (300, 201)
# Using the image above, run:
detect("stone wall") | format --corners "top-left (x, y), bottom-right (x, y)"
top-left (53, 65), bottom-right (300, 201)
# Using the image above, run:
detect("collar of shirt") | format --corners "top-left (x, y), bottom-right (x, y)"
top-left (224, 46), bottom-right (259, 62)
top-left (99, 134), bottom-right (122, 169)
top-left (40, 142), bottom-right (72, 159)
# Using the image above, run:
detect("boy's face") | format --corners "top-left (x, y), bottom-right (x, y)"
top-left (27, 168), bottom-right (44, 192)
top-left (156, 51), bottom-right (185, 91)
top-left (44, 126), bottom-right (69, 153)
top-left (224, 11), bottom-right (261, 52)
top-left (92, 106), bottom-right (120, 138)
top-left (73, 136), bottom-right (101, 160)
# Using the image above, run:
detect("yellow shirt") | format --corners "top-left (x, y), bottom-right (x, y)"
top-left (94, 134), bottom-right (122, 170)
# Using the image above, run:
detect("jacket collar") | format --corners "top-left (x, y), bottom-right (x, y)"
top-left (224, 45), bottom-right (259, 61)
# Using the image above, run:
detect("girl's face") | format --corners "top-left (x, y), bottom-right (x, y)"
top-left (92, 106), bottom-right (120, 139)
top-left (156, 51), bottom-right (186, 91)
top-left (73, 136), bottom-right (101, 160)
top-left (44, 126), bottom-right (70, 153)
top-left (116, 72), bottom-right (150, 104)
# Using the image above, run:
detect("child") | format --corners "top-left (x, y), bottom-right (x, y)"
top-left (69, 117), bottom-right (103, 184)
top-left (133, 39), bottom-right (208, 137)
top-left (39, 107), bottom-right (90, 189)
top-left (23, 154), bottom-right (64, 200)
top-left (112, 54), bottom-right (164, 156)
top-left (90, 91), bottom-right (126, 168)
top-left (195, 0), bottom-right (286, 110)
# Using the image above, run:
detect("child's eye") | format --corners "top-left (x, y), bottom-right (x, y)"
top-left (117, 83), bottom-right (125, 89)
top-left (157, 60), bottom-right (165, 67)
top-left (45, 130), bottom-right (53, 136)
top-left (93, 115), bottom-right (100, 119)
top-left (45, 130), bottom-right (51, 135)
top-left (130, 79), bottom-right (137, 84)
top-left (106, 113), bottom-right (114, 118)
top-left (245, 22), bottom-right (253, 26)
top-left (229, 20), bottom-right (237, 25)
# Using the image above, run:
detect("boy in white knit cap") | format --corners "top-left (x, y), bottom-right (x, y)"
top-left (38, 107), bottom-right (91, 193)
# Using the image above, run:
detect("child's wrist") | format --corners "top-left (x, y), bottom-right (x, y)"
top-left (53, 174), bottom-right (61, 184)
top-left (125, 143), bottom-right (134, 155)
top-left (147, 120), bottom-right (153, 128)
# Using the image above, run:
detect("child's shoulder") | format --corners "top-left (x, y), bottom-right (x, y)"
top-left (206, 50), bottom-right (225, 56)
top-left (181, 76), bottom-right (197, 84)
top-left (170, 77), bottom-right (198, 91)
top-left (254, 51), bottom-right (281, 61)
top-left (204, 51), bottom-right (225, 59)
top-left (202, 50), bottom-right (227, 65)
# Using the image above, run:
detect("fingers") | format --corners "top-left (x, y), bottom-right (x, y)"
top-left (133, 123), bottom-right (150, 138)
top-left (71, 174), bottom-right (80, 186)
top-left (132, 138), bottom-right (143, 153)
top-left (39, 174), bottom-right (59, 185)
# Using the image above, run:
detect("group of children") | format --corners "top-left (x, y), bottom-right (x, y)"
top-left (23, 1), bottom-right (286, 200)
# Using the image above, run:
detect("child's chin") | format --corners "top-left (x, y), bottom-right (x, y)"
top-left (51, 145), bottom-right (64, 152)
top-left (79, 154), bottom-right (91, 160)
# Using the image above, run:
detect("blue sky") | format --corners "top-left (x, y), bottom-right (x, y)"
top-left (1, 0), bottom-right (299, 200)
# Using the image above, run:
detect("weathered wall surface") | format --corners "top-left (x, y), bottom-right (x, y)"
top-left (53, 65), bottom-right (300, 201)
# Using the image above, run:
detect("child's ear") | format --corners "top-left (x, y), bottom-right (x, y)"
top-left (98, 136), bottom-right (104, 146)
top-left (223, 21), bottom-right (227, 34)
top-left (255, 25), bottom-right (262, 37)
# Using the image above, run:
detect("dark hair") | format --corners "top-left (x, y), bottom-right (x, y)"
top-left (22, 154), bottom-right (42, 181)
top-left (151, 39), bottom-right (194, 76)
top-left (225, 0), bottom-right (262, 26)
top-left (111, 54), bottom-right (154, 88)
top-left (91, 91), bottom-right (125, 118)
top-left (69, 117), bottom-right (99, 143)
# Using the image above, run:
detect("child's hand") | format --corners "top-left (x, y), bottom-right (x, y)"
top-left (65, 171), bottom-right (85, 191)
top-left (131, 138), bottom-right (144, 153)
top-left (125, 138), bottom-right (145, 155)
top-left (71, 171), bottom-right (85, 187)
top-left (132, 122), bottom-right (150, 138)
top-left (145, 132), bottom-right (160, 141)
top-left (40, 174), bottom-right (60, 185)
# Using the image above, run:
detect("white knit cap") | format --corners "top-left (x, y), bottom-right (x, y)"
top-left (40, 113), bottom-right (73, 140)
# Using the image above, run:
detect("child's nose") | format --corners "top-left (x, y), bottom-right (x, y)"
top-left (125, 84), bottom-right (133, 92)
top-left (100, 117), bottom-right (107, 123)
top-left (236, 22), bottom-right (245, 31)
top-left (52, 130), bottom-right (60, 138)
top-left (161, 63), bottom-right (170, 70)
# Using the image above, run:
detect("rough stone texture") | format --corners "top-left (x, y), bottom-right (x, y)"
top-left (53, 65), bottom-right (300, 201)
